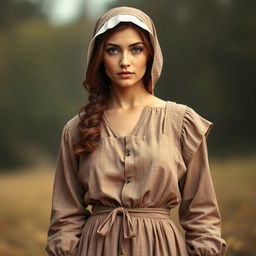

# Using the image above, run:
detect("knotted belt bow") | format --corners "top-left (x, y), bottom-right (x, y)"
top-left (96, 207), bottom-right (136, 238)
top-left (91, 205), bottom-right (170, 239)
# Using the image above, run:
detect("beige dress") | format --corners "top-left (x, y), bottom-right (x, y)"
top-left (45, 100), bottom-right (227, 256)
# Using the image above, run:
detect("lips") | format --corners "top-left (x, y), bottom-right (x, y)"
top-left (118, 71), bottom-right (134, 75)
top-left (118, 71), bottom-right (134, 78)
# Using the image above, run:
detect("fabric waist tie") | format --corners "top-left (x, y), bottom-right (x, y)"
top-left (91, 205), bottom-right (170, 239)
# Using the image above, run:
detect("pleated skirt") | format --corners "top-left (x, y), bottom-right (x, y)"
top-left (76, 206), bottom-right (189, 256)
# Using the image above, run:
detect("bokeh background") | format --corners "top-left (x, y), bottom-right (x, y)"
top-left (0, 0), bottom-right (255, 255)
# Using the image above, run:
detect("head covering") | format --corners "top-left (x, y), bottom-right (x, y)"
top-left (86, 6), bottom-right (163, 95)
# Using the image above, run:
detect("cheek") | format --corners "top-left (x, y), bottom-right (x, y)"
top-left (137, 56), bottom-right (148, 72)
top-left (103, 57), bottom-right (116, 74)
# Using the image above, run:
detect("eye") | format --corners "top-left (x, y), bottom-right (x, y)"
top-left (106, 47), bottom-right (119, 55)
top-left (132, 46), bottom-right (143, 54)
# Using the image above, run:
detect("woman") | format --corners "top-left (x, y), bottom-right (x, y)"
top-left (45, 6), bottom-right (227, 256)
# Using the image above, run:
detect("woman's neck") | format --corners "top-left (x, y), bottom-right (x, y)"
top-left (107, 83), bottom-right (155, 110)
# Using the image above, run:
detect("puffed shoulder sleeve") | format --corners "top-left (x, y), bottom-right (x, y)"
top-left (180, 106), bottom-right (213, 165)
top-left (178, 106), bottom-right (227, 256)
top-left (45, 123), bottom-right (91, 256)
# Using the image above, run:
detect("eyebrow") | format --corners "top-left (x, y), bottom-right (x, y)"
top-left (105, 42), bottom-right (145, 47)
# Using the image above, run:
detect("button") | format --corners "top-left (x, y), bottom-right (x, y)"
top-left (126, 150), bottom-right (131, 156)
top-left (125, 177), bottom-right (132, 183)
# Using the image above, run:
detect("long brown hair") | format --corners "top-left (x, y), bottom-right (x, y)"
top-left (72, 22), bottom-right (154, 156)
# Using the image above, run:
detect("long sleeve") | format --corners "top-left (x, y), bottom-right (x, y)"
top-left (178, 106), bottom-right (227, 256)
top-left (45, 123), bottom-right (91, 256)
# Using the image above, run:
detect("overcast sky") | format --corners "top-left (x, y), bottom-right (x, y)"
top-left (44, 0), bottom-right (117, 25)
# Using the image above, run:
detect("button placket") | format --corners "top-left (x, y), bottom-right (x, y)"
top-left (123, 137), bottom-right (133, 186)
top-left (121, 137), bottom-right (137, 206)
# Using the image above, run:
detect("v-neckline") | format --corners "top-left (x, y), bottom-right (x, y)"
top-left (103, 101), bottom-right (168, 138)
top-left (103, 105), bottom-right (148, 138)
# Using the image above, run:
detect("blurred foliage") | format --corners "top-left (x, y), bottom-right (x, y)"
top-left (0, 0), bottom-right (255, 169)
top-left (0, 0), bottom-right (93, 169)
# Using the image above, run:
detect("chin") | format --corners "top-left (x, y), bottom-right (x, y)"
top-left (113, 82), bottom-right (134, 88)
top-left (115, 79), bottom-right (143, 88)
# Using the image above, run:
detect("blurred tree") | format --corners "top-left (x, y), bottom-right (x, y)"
top-left (209, 0), bottom-right (256, 154)
top-left (0, 0), bottom-right (45, 30)
top-left (0, 0), bottom-right (91, 170)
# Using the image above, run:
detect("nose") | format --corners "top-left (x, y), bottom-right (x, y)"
top-left (119, 52), bottom-right (130, 68)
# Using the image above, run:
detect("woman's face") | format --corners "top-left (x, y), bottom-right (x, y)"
top-left (102, 26), bottom-right (149, 90)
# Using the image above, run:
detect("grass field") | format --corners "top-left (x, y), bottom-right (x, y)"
top-left (0, 156), bottom-right (255, 256)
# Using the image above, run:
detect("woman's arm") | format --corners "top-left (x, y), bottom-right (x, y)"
top-left (45, 123), bottom-right (91, 256)
top-left (178, 106), bottom-right (227, 256)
